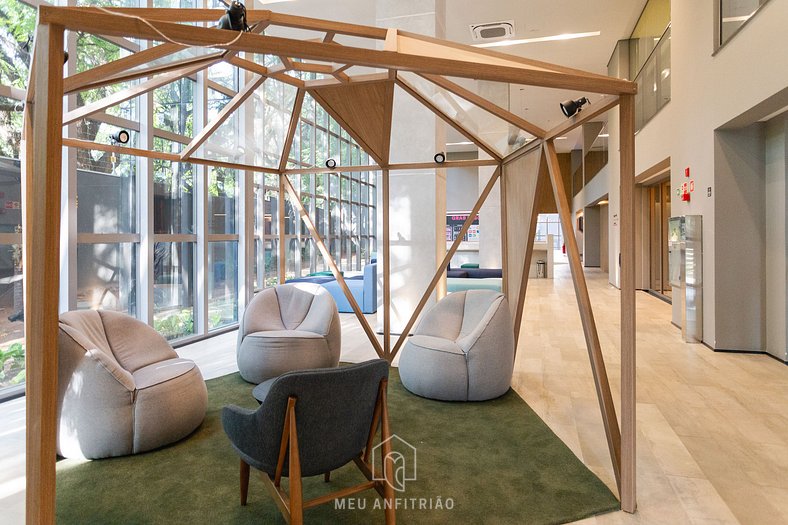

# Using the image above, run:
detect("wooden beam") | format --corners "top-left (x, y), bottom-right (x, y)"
top-left (500, 162), bottom-right (508, 297)
top-left (388, 159), bottom-right (499, 171)
top-left (278, 89), bottom-right (306, 171)
top-left (39, 6), bottom-right (637, 95)
top-left (542, 96), bottom-right (620, 142)
top-left (543, 139), bottom-right (622, 495)
top-left (267, 11), bottom-right (387, 40)
top-left (270, 71), bottom-right (305, 89)
top-left (395, 76), bottom-right (501, 161)
top-left (635, 156), bottom-right (670, 185)
top-left (67, 52), bottom-right (221, 95)
top-left (398, 29), bottom-right (619, 80)
top-left (420, 73), bottom-right (546, 138)
top-left (619, 93), bottom-right (637, 514)
top-left (181, 74), bottom-right (266, 160)
top-left (331, 63), bottom-right (351, 83)
top-left (63, 42), bottom-right (184, 94)
top-left (281, 176), bottom-right (385, 358)
top-left (61, 138), bottom-right (281, 174)
top-left (283, 164), bottom-right (380, 175)
top-left (25, 22), bottom-right (64, 525)
top-left (390, 167), bottom-right (501, 360)
top-left (290, 61), bottom-right (335, 74)
top-left (62, 60), bottom-right (217, 125)
top-left (226, 55), bottom-right (268, 77)
top-left (304, 72), bottom-right (390, 89)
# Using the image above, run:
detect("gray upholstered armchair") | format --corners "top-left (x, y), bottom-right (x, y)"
top-left (237, 283), bottom-right (341, 384)
top-left (57, 310), bottom-right (207, 459)
top-left (221, 359), bottom-right (395, 524)
top-left (398, 290), bottom-right (514, 401)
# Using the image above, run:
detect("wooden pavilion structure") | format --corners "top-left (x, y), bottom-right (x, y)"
top-left (23, 6), bottom-right (637, 523)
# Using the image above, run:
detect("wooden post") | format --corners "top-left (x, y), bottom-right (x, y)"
top-left (619, 93), bottom-right (637, 513)
top-left (382, 169), bottom-right (391, 358)
top-left (24, 22), bottom-right (65, 525)
top-left (543, 140), bottom-right (623, 495)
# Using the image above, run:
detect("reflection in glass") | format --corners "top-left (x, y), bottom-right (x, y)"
top-left (208, 241), bottom-right (238, 330)
top-left (208, 167), bottom-right (237, 234)
top-left (0, 244), bottom-right (25, 391)
top-left (153, 242), bottom-right (195, 340)
top-left (154, 160), bottom-right (195, 234)
top-left (77, 166), bottom-right (136, 234)
top-left (76, 243), bottom-right (137, 314)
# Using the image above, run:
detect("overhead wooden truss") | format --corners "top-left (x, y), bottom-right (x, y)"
top-left (23, 7), bottom-right (638, 524)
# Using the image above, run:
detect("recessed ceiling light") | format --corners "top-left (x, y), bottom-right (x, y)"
top-left (599, 133), bottom-right (609, 138)
top-left (446, 141), bottom-right (475, 146)
top-left (473, 31), bottom-right (601, 49)
top-left (556, 136), bottom-right (568, 140)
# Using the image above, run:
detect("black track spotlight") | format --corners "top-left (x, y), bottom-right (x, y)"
top-left (559, 97), bottom-right (589, 118)
top-left (110, 130), bottom-right (130, 144)
top-left (217, 0), bottom-right (250, 32)
top-left (434, 152), bottom-right (446, 164)
top-left (325, 158), bottom-right (337, 169)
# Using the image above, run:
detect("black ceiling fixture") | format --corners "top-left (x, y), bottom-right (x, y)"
top-left (434, 152), bottom-right (446, 164)
top-left (217, 0), bottom-right (250, 32)
top-left (325, 158), bottom-right (337, 169)
top-left (559, 97), bottom-right (589, 118)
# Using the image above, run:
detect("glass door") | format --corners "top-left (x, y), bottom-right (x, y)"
top-left (648, 180), bottom-right (672, 299)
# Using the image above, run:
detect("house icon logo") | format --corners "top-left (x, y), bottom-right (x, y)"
top-left (371, 434), bottom-right (417, 492)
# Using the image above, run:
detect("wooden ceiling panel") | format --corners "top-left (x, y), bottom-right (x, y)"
top-left (310, 80), bottom-right (395, 165)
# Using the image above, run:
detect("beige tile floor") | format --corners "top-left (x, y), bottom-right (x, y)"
top-left (1, 260), bottom-right (786, 524)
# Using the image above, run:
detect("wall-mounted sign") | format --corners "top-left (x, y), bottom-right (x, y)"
top-left (446, 212), bottom-right (480, 243)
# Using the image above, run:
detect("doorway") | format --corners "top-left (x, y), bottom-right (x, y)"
top-left (648, 180), bottom-right (671, 299)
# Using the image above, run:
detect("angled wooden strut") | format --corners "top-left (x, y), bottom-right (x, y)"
top-left (62, 60), bottom-right (220, 125)
top-left (63, 42), bottom-right (184, 94)
top-left (420, 74), bottom-right (546, 138)
top-left (395, 76), bottom-right (501, 161)
top-left (543, 140), bottom-right (622, 496)
top-left (390, 167), bottom-right (501, 360)
top-left (281, 176), bottom-right (385, 358)
top-left (279, 89), bottom-right (306, 171)
top-left (181, 74), bottom-right (267, 160)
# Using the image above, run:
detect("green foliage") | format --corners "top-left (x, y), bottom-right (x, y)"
top-left (0, 342), bottom-right (25, 388)
top-left (153, 308), bottom-right (194, 341)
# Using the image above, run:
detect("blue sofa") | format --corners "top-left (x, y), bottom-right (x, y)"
top-left (286, 262), bottom-right (377, 314)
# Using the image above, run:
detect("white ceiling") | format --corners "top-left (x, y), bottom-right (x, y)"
top-left (255, 0), bottom-right (649, 153)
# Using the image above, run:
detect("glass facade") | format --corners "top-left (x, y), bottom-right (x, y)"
top-left (718, 0), bottom-right (771, 48)
top-left (0, 1), bottom-right (376, 397)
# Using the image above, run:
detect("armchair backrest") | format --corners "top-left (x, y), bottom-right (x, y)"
top-left (414, 290), bottom-right (505, 343)
top-left (240, 283), bottom-right (337, 340)
top-left (59, 310), bottom-right (177, 374)
top-left (251, 359), bottom-right (389, 477)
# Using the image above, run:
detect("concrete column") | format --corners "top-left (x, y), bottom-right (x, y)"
top-left (376, 0), bottom-right (446, 333)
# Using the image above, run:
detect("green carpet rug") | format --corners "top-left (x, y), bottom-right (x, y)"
top-left (56, 369), bottom-right (619, 524)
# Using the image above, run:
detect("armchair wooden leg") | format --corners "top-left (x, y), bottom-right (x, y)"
top-left (324, 471), bottom-right (331, 483)
top-left (288, 401), bottom-right (304, 525)
top-left (380, 380), bottom-right (396, 525)
top-left (240, 459), bottom-right (250, 506)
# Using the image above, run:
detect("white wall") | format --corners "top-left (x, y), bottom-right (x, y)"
top-left (604, 1), bottom-right (788, 351)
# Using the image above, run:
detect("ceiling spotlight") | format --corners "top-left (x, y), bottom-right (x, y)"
top-left (110, 130), bottom-right (130, 144)
top-left (325, 158), bottom-right (337, 169)
top-left (217, 0), bottom-right (250, 32)
top-left (559, 97), bottom-right (589, 118)
top-left (434, 152), bottom-right (446, 164)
